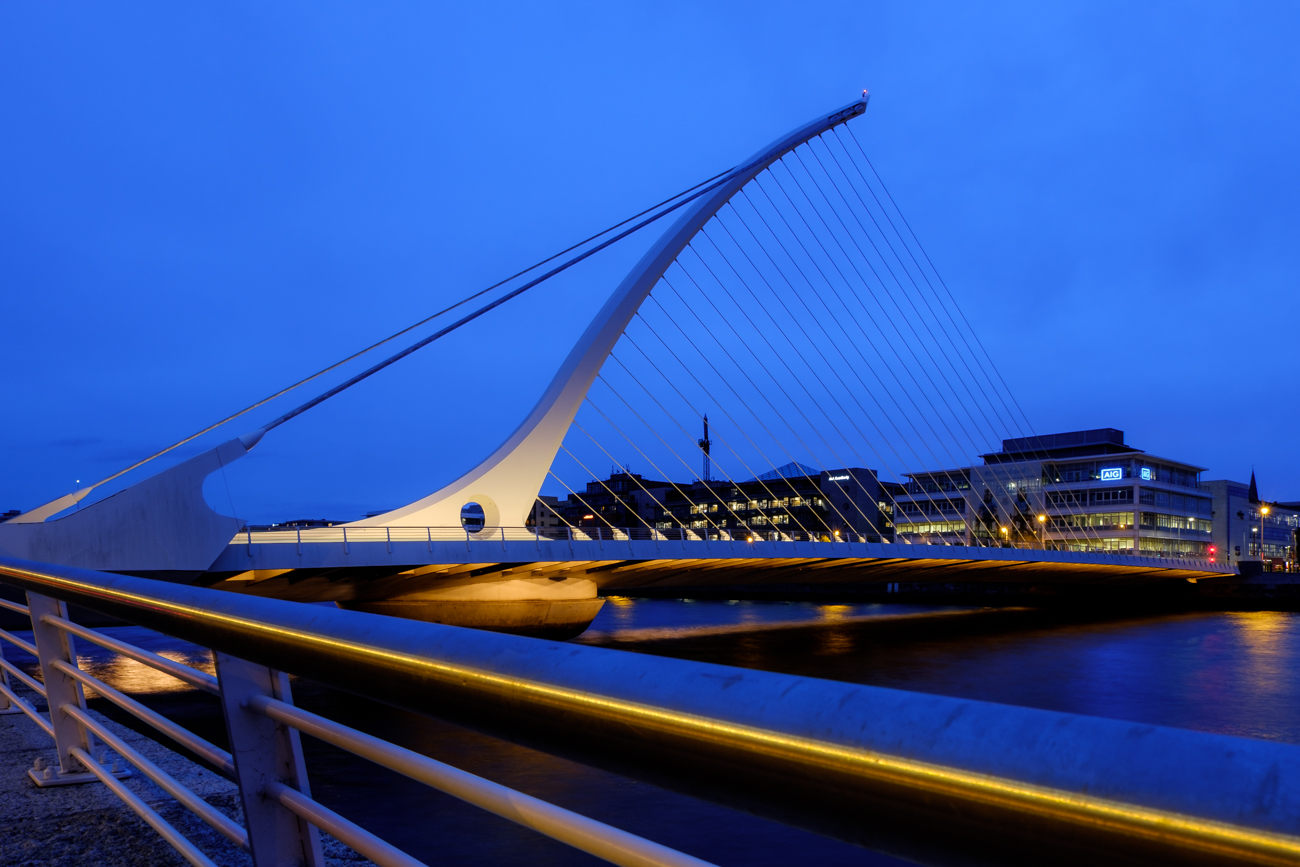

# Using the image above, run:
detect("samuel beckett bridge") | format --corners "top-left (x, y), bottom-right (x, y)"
top-left (0, 97), bottom-right (1230, 638)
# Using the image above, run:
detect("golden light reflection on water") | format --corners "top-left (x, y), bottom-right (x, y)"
top-left (75, 648), bottom-right (215, 697)
top-left (603, 595), bottom-right (636, 629)
top-left (1227, 611), bottom-right (1291, 699)
top-left (818, 604), bottom-right (853, 623)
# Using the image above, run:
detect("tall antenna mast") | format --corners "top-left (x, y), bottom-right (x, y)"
top-left (697, 414), bottom-right (712, 482)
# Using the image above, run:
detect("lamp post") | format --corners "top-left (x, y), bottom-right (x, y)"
top-left (999, 525), bottom-right (1009, 548)
top-left (1259, 504), bottom-right (1271, 565)
top-left (1037, 513), bottom-right (1047, 550)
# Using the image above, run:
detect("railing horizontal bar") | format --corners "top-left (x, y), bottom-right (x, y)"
top-left (50, 659), bottom-right (235, 776)
top-left (62, 703), bottom-right (248, 849)
top-left (43, 614), bottom-right (219, 694)
top-left (0, 597), bottom-right (28, 616)
top-left (0, 626), bottom-right (40, 658)
top-left (266, 781), bottom-right (425, 867)
top-left (0, 653), bottom-right (48, 698)
top-left (251, 696), bottom-right (715, 867)
top-left (68, 745), bottom-right (219, 867)
top-left (0, 681), bottom-right (54, 737)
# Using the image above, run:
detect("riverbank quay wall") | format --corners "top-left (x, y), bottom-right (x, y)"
top-left (2, 556), bottom-right (1297, 866)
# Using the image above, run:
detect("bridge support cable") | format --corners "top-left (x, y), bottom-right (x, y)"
top-left (838, 127), bottom-right (1108, 550)
top-left (582, 370), bottom-right (776, 538)
top-left (815, 134), bottom-right (1014, 453)
top-left (657, 261), bottom-right (890, 541)
top-left (568, 417), bottom-right (711, 536)
top-left (801, 134), bottom-right (1056, 544)
top-left (847, 132), bottom-right (1110, 552)
top-left (756, 144), bottom-right (1101, 552)
top-left (705, 202), bottom-right (982, 537)
top-left (532, 495), bottom-right (577, 531)
top-left (796, 136), bottom-right (1102, 549)
top-left (756, 166), bottom-right (998, 500)
top-left (555, 441), bottom-right (662, 536)
top-left (605, 329), bottom-right (829, 541)
top-left (677, 233), bottom-right (906, 538)
top-left (627, 291), bottom-right (863, 540)
top-left (734, 179), bottom-right (986, 541)
top-left (599, 333), bottom-right (827, 540)
top-left (768, 152), bottom-right (1091, 550)
top-left (544, 472), bottom-right (623, 536)
top-left (581, 384), bottom-right (739, 535)
top-left (741, 173), bottom-right (986, 494)
top-left (843, 125), bottom-right (1040, 444)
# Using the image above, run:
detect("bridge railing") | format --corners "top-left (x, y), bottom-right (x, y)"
top-left (0, 559), bottom-right (711, 867)
top-left (235, 525), bottom-right (861, 545)
top-left (1, 556), bottom-right (1293, 865)
top-left (233, 525), bottom-right (1222, 568)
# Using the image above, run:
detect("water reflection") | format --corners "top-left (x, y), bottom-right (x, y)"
top-left (586, 602), bottom-right (1300, 745)
top-left (5, 626), bottom-right (215, 697)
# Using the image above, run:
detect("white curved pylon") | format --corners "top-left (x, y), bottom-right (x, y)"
top-left (352, 99), bottom-right (868, 530)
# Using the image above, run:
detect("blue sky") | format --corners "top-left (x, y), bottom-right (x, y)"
top-left (3, 2), bottom-right (1298, 522)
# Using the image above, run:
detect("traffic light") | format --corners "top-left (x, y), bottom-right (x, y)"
top-left (1207, 544), bottom-right (1217, 561)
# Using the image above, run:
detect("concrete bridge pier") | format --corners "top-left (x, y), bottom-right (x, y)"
top-left (336, 572), bottom-right (605, 640)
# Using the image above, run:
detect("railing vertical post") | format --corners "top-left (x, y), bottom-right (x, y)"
top-left (386, 526), bottom-right (392, 554)
top-left (343, 525), bottom-right (350, 555)
top-left (25, 593), bottom-right (96, 783)
top-left (427, 525), bottom-right (433, 554)
top-left (215, 652), bottom-right (324, 867)
top-left (0, 637), bottom-right (16, 714)
top-left (296, 527), bottom-right (302, 556)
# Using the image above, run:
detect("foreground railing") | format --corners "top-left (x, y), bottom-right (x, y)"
top-left (0, 563), bottom-right (710, 867)
top-left (2, 556), bottom-right (1293, 865)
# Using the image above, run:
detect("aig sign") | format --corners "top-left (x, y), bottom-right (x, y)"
top-left (1099, 467), bottom-right (1123, 481)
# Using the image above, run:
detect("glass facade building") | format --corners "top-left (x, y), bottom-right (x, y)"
top-left (893, 429), bottom-right (1214, 557)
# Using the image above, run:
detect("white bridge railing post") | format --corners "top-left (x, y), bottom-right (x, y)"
top-left (25, 592), bottom-right (97, 784)
top-left (0, 632), bottom-right (16, 715)
top-left (215, 652), bottom-right (324, 867)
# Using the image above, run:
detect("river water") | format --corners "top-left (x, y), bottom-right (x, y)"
top-left (9, 599), bottom-right (1300, 864)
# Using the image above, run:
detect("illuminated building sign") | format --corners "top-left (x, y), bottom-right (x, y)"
top-left (1140, 466), bottom-right (1153, 481)
top-left (826, 473), bottom-right (851, 482)
top-left (1099, 467), bottom-right (1123, 481)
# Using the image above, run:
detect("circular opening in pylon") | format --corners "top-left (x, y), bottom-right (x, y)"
top-left (460, 502), bottom-right (486, 532)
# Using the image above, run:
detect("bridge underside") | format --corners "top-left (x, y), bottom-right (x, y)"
top-left (195, 554), bottom-right (1226, 600)
top-left (164, 539), bottom-right (1234, 637)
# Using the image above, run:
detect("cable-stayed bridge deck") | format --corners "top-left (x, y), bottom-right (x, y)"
top-left (206, 525), bottom-right (1231, 602)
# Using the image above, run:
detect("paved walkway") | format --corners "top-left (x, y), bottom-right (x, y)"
top-left (1, 695), bottom-right (369, 866)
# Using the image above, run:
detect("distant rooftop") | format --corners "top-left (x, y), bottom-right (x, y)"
top-left (983, 428), bottom-right (1141, 463)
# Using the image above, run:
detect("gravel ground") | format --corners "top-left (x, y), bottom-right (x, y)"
top-left (0, 693), bottom-right (373, 866)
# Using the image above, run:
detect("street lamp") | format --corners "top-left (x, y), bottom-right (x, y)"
top-left (1260, 505), bottom-right (1271, 565)
top-left (999, 525), bottom-right (1008, 548)
top-left (1037, 513), bottom-right (1047, 550)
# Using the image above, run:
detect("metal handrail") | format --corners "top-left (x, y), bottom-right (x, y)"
top-left (250, 694), bottom-right (711, 867)
top-left (3, 556), bottom-right (1298, 865)
top-left (49, 657), bottom-right (236, 775)
top-left (67, 743), bottom-right (220, 867)
top-left (61, 703), bottom-right (248, 848)
top-left (0, 558), bottom-right (717, 867)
